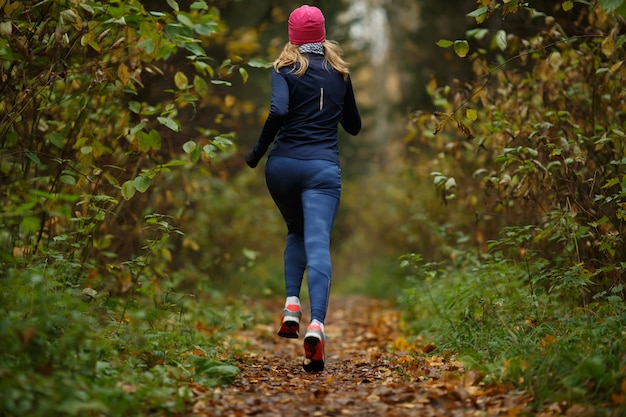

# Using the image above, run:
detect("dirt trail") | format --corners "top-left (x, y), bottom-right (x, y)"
top-left (191, 296), bottom-right (531, 416)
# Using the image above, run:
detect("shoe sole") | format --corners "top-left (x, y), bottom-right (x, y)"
top-left (303, 335), bottom-right (324, 372)
top-left (278, 319), bottom-right (300, 339)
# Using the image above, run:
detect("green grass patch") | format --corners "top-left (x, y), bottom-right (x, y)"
top-left (0, 262), bottom-right (252, 417)
top-left (398, 253), bottom-right (626, 414)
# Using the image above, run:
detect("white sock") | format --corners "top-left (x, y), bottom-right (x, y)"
top-left (285, 296), bottom-right (300, 308)
top-left (311, 319), bottom-right (324, 333)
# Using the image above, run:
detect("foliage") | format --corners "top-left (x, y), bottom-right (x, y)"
top-left (0, 2), bottom-right (270, 415)
top-left (0, 258), bottom-right (248, 417)
top-left (0, 0), bottom-right (261, 280)
top-left (398, 0), bottom-right (626, 412)
top-left (407, 0), bottom-right (626, 300)
top-left (398, 252), bottom-right (626, 413)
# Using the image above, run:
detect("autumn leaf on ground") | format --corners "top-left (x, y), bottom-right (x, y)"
top-left (191, 297), bottom-right (532, 416)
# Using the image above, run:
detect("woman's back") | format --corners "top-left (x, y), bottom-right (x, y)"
top-left (271, 55), bottom-right (349, 162)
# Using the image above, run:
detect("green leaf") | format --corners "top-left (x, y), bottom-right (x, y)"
top-left (183, 141), bottom-right (197, 153)
top-left (453, 40), bottom-right (470, 57)
top-left (48, 132), bottom-right (65, 149)
top-left (562, 1), bottom-right (574, 11)
top-left (166, 0), bottom-right (180, 11)
top-left (212, 134), bottom-right (234, 152)
top-left (466, 28), bottom-right (489, 40)
top-left (148, 129), bottom-right (161, 150)
top-left (138, 131), bottom-right (151, 152)
top-left (177, 13), bottom-right (194, 28)
top-left (194, 21), bottom-right (218, 36)
top-left (193, 75), bottom-right (209, 97)
top-left (239, 67), bottom-right (249, 84)
top-left (496, 30), bottom-right (508, 51)
top-left (467, 6), bottom-right (489, 23)
top-left (21, 216), bottom-right (40, 233)
top-left (190, 146), bottom-right (202, 163)
top-left (436, 39), bottom-right (454, 48)
top-left (600, 0), bottom-right (624, 12)
top-left (185, 42), bottom-right (206, 57)
top-left (157, 117), bottom-right (180, 132)
top-left (130, 122), bottom-right (146, 135)
top-left (466, 108), bottom-right (478, 121)
top-left (133, 176), bottom-right (150, 193)
top-left (190, 1), bottom-right (209, 11)
top-left (444, 177), bottom-right (457, 191)
top-left (203, 144), bottom-right (216, 158)
top-left (60, 174), bottom-right (76, 185)
top-left (158, 160), bottom-right (187, 170)
top-left (247, 58), bottom-right (273, 69)
top-left (129, 101), bottom-right (141, 113)
top-left (191, 357), bottom-right (240, 386)
top-left (602, 177), bottom-right (620, 189)
top-left (194, 61), bottom-right (215, 77)
top-left (121, 181), bottom-right (136, 200)
top-left (25, 150), bottom-right (42, 166)
top-left (79, 2), bottom-right (95, 13)
top-left (590, 216), bottom-right (610, 227)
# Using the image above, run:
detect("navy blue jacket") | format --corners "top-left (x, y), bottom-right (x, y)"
top-left (251, 54), bottom-right (361, 165)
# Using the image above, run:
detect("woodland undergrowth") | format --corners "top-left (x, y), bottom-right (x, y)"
top-left (398, 1), bottom-right (626, 414)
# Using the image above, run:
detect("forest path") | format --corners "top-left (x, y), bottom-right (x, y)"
top-left (190, 296), bottom-right (531, 416)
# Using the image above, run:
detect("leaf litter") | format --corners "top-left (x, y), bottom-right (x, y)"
top-left (190, 296), bottom-right (531, 416)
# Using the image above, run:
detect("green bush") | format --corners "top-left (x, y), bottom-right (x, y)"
top-left (0, 261), bottom-right (244, 417)
top-left (398, 251), bottom-right (626, 412)
top-left (398, 3), bottom-right (626, 411)
top-left (405, 1), bottom-right (626, 293)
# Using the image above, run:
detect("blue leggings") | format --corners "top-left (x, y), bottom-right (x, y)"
top-left (265, 156), bottom-right (341, 323)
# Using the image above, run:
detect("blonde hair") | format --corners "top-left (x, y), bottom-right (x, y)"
top-left (273, 40), bottom-right (350, 79)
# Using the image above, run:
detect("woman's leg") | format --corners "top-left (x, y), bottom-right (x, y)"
top-left (301, 162), bottom-right (341, 324)
top-left (265, 157), bottom-right (307, 300)
top-left (284, 232), bottom-right (306, 298)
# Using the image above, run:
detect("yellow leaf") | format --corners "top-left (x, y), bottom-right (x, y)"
top-left (609, 60), bottom-right (623, 74)
top-left (117, 63), bottom-right (131, 86)
top-left (224, 94), bottom-right (236, 108)
top-left (602, 35), bottom-right (615, 57)
top-left (174, 71), bottom-right (189, 89)
top-left (466, 108), bottom-right (478, 121)
top-left (393, 336), bottom-right (414, 351)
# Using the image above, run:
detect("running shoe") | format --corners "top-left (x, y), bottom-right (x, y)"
top-left (303, 323), bottom-right (325, 372)
top-left (277, 304), bottom-right (302, 339)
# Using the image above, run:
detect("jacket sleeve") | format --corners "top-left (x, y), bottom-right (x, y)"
top-left (252, 70), bottom-right (289, 158)
top-left (340, 75), bottom-right (361, 136)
